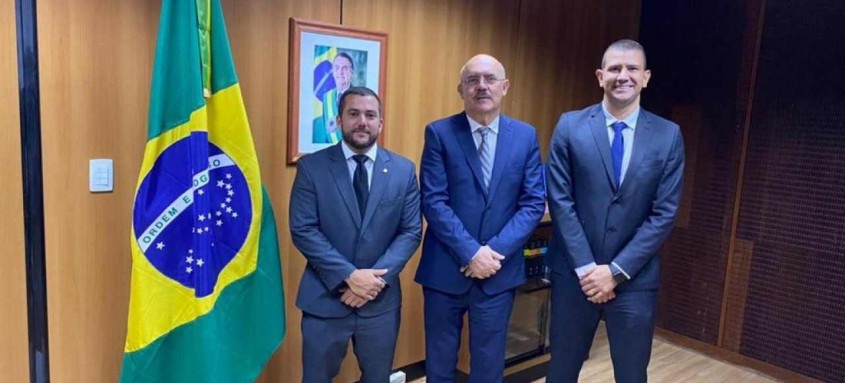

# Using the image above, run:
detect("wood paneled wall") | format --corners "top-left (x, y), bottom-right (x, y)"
top-left (34, 0), bottom-right (639, 382)
top-left (38, 1), bottom-right (159, 381)
top-left (0, 1), bottom-right (30, 382)
top-left (510, 0), bottom-right (642, 155)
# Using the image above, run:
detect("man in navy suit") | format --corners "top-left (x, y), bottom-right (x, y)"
top-left (290, 86), bottom-right (422, 383)
top-left (416, 54), bottom-right (546, 383)
top-left (545, 40), bottom-right (685, 383)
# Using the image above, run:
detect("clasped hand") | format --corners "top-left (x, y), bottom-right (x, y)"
top-left (579, 264), bottom-right (617, 304)
top-left (341, 269), bottom-right (387, 308)
top-left (464, 246), bottom-right (505, 279)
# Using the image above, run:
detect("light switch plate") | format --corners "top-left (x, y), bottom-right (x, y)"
top-left (89, 159), bottom-right (113, 192)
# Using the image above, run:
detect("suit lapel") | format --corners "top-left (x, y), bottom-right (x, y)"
top-left (327, 144), bottom-right (362, 227)
top-left (619, 111), bottom-right (652, 195)
top-left (487, 116), bottom-right (514, 203)
top-left (455, 114), bottom-right (489, 199)
top-left (361, 149), bottom-right (391, 232)
top-left (589, 105), bottom-right (617, 191)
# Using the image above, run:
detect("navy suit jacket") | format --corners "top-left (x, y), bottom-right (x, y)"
top-left (545, 104), bottom-right (685, 291)
top-left (415, 112), bottom-right (546, 296)
top-left (290, 143), bottom-right (422, 318)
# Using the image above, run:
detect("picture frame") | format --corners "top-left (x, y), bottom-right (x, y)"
top-left (287, 18), bottom-right (388, 164)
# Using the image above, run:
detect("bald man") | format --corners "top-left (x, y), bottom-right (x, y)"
top-left (415, 54), bottom-right (546, 383)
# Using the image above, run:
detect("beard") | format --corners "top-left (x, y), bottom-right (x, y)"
top-left (342, 129), bottom-right (377, 151)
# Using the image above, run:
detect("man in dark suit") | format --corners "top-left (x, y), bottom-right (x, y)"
top-left (415, 54), bottom-right (546, 383)
top-left (290, 86), bottom-right (422, 383)
top-left (545, 39), bottom-right (685, 383)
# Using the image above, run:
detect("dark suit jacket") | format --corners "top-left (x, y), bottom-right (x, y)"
top-left (290, 143), bottom-right (422, 318)
top-left (415, 112), bottom-right (546, 296)
top-left (545, 103), bottom-right (685, 291)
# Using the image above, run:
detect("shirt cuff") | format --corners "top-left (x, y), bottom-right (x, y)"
top-left (610, 261), bottom-right (631, 280)
top-left (574, 262), bottom-right (597, 278)
top-left (459, 247), bottom-right (482, 272)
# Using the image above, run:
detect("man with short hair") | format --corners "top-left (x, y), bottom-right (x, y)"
top-left (416, 54), bottom-right (546, 383)
top-left (545, 39), bottom-right (685, 383)
top-left (291, 86), bottom-right (422, 383)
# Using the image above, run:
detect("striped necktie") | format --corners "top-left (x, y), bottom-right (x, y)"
top-left (478, 127), bottom-right (493, 188)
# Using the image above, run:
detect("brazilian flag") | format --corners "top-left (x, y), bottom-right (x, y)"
top-left (311, 46), bottom-right (342, 144)
top-left (120, 0), bottom-right (284, 382)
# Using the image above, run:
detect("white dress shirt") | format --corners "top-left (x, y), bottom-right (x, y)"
top-left (341, 141), bottom-right (377, 189)
top-left (467, 115), bottom-right (500, 154)
top-left (573, 103), bottom-right (640, 279)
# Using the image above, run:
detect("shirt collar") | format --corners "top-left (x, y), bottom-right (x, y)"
top-left (341, 141), bottom-right (378, 163)
top-left (601, 102), bottom-right (640, 130)
top-left (466, 114), bottom-right (500, 135)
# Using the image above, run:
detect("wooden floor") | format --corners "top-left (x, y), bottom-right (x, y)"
top-left (411, 323), bottom-right (781, 383)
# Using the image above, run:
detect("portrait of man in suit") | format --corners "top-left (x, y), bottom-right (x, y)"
top-left (290, 86), bottom-right (422, 383)
top-left (415, 54), bottom-right (546, 383)
top-left (312, 51), bottom-right (359, 144)
top-left (545, 39), bottom-right (685, 383)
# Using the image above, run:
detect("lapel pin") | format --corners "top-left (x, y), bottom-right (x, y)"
top-left (383, 168), bottom-right (388, 173)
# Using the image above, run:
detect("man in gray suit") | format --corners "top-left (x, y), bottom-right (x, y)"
top-left (545, 39), bottom-right (685, 383)
top-left (290, 86), bottom-right (422, 383)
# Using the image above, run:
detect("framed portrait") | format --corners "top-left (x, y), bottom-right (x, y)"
top-left (287, 18), bottom-right (388, 164)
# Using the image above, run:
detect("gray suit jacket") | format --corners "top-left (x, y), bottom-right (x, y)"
top-left (545, 103), bottom-right (685, 291)
top-left (290, 143), bottom-right (422, 317)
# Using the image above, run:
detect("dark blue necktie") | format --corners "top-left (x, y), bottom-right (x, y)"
top-left (352, 154), bottom-right (369, 217)
top-left (611, 121), bottom-right (626, 186)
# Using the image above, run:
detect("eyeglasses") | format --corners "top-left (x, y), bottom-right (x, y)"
top-left (462, 75), bottom-right (504, 87)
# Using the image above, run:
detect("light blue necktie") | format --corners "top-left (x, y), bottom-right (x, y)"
top-left (478, 127), bottom-right (493, 189)
top-left (611, 121), bottom-right (626, 186)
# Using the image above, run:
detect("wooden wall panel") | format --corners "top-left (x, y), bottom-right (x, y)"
top-left (510, 0), bottom-right (642, 156)
top-left (38, 1), bottom-right (160, 381)
top-left (0, 1), bottom-right (30, 382)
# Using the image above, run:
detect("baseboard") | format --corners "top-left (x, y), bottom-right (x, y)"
top-left (392, 359), bottom-right (545, 382)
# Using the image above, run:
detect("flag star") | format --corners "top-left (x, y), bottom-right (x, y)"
top-left (225, 183), bottom-right (232, 190)
top-left (232, 212), bottom-right (239, 218)
top-left (227, 190), bottom-right (235, 196)
top-left (216, 211), bottom-right (222, 216)
top-left (204, 227), bottom-right (210, 232)
top-left (225, 197), bottom-right (232, 203)
top-left (217, 180), bottom-right (225, 188)
top-left (226, 207), bottom-right (233, 213)
top-left (156, 242), bottom-right (165, 250)
top-left (220, 202), bottom-right (227, 208)
top-left (186, 256), bottom-right (194, 264)
top-left (197, 259), bottom-right (205, 267)
top-left (188, 249), bottom-right (193, 254)
top-left (186, 266), bottom-right (193, 273)
top-left (216, 220), bottom-right (223, 226)
top-left (207, 213), bottom-right (212, 219)
top-left (197, 189), bottom-right (205, 196)
top-left (198, 215), bottom-right (205, 222)
top-left (226, 173), bottom-right (232, 179)
top-left (191, 227), bottom-right (196, 233)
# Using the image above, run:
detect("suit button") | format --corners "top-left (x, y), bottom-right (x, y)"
top-left (607, 227), bottom-right (616, 233)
